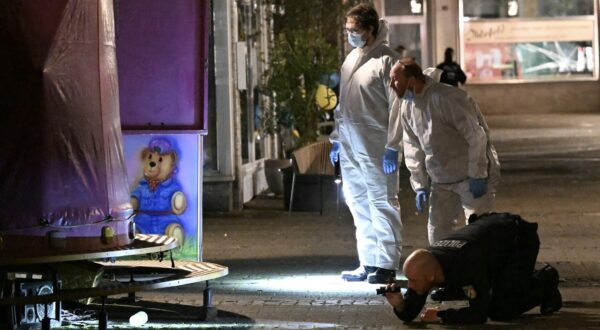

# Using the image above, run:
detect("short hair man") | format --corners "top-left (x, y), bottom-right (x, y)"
top-left (329, 3), bottom-right (402, 284)
top-left (383, 212), bottom-right (562, 324)
top-left (389, 59), bottom-right (501, 244)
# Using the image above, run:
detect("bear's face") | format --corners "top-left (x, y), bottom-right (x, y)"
top-left (142, 150), bottom-right (177, 181)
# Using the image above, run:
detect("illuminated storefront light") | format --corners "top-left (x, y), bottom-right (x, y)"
top-left (507, 0), bottom-right (518, 17)
top-left (410, 0), bottom-right (422, 14)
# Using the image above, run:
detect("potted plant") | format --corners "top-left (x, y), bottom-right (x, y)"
top-left (262, 0), bottom-right (354, 204)
top-left (262, 0), bottom-right (353, 155)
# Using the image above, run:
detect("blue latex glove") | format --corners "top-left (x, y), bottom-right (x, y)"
top-left (330, 142), bottom-right (340, 165)
top-left (383, 148), bottom-right (399, 174)
top-left (415, 189), bottom-right (429, 214)
top-left (469, 178), bottom-right (488, 199)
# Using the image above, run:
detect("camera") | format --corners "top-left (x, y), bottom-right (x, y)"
top-left (376, 285), bottom-right (401, 295)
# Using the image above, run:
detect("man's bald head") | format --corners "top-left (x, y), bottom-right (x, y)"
top-left (403, 249), bottom-right (443, 294)
top-left (389, 59), bottom-right (426, 97)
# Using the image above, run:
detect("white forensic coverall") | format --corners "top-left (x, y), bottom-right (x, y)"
top-left (400, 76), bottom-right (501, 244)
top-left (330, 20), bottom-right (402, 271)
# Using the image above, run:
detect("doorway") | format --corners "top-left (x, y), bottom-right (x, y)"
top-left (380, 0), bottom-right (429, 67)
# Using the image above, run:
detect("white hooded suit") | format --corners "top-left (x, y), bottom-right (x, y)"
top-left (330, 20), bottom-right (402, 270)
top-left (400, 76), bottom-right (501, 244)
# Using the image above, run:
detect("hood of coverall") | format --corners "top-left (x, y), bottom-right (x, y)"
top-left (350, 19), bottom-right (390, 73)
top-left (361, 19), bottom-right (389, 52)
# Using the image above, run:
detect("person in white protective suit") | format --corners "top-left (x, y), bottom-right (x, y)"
top-left (329, 3), bottom-right (401, 284)
top-left (389, 59), bottom-right (500, 245)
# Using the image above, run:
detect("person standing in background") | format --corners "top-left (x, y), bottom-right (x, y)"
top-left (329, 3), bottom-right (402, 284)
top-left (436, 47), bottom-right (467, 87)
top-left (394, 44), bottom-right (407, 58)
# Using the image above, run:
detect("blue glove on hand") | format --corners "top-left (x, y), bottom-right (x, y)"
top-left (330, 142), bottom-right (340, 165)
top-left (383, 148), bottom-right (399, 174)
top-left (415, 189), bottom-right (429, 214)
top-left (469, 178), bottom-right (488, 199)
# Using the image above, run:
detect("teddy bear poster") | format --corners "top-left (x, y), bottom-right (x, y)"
top-left (123, 133), bottom-right (200, 260)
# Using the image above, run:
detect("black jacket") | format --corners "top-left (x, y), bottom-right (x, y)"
top-left (436, 61), bottom-right (467, 86)
top-left (396, 213), bottom-right (537, 324)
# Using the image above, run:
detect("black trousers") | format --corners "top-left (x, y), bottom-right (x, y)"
top-left (489, 217), bottom-right (541, 321)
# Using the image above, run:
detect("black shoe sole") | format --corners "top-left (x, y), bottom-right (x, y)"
top-left (367, 271), bottom-right (396, 284)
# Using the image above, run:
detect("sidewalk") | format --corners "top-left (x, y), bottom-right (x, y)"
top-left (113, 114), bottom-right (600, 329)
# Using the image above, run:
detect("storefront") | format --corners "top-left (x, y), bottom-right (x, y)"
top-left (376, 0), bottom-right (600, 114)
top-left (205, 0), bottom-right (276, 212)
top-left (206, 0), bottom-right (600, 212)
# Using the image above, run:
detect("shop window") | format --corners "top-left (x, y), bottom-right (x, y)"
top-left (383, 0), bottom-right (429, 67)
top-left (463, 0), bottom-right (594, 18)
top-left (388, 23), bottom-right (422, 64)
top-left (384, 0), bottom-right (423, 16)
top-left (460, 0), bottom-right (598, 83)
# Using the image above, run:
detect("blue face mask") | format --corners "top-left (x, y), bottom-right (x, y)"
top-left (403, 83), bottom-right (414, 101)
top-left (348, 32), bottom-right (366, 48)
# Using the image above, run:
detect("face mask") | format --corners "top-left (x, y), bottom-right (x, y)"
top-left (348, 32), bottom-right (366, 48)
top-left (403, 81), bottom-right (414, 101)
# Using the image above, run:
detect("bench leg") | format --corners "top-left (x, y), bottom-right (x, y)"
top-left (199, 280), bottom-right (217, 321)
top-left (289, 173), bottom-right (297, 214)
top-left (127, 270), bottom-right (136, 302)
top-left (1, 274), bottom-right (18, 330)
top-left (41, 316), bottom-right (50, 330)
top-left (98, 296), bottom-right (108, 330)
top-left (98, 310), bottom-right (108, 330)
top-left (41, 303), bottom-right (51, 330)
top-left (1, 305), bottom-right (17, 330)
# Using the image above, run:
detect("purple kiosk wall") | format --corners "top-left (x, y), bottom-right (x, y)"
top-left (116, 0), bottom-right (209, 261)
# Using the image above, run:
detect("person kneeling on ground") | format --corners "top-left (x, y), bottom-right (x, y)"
top-left (382, 212), bottom-right (562, 324)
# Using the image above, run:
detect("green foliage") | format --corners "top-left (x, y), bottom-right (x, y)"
top-left (263, 0), bottom-right (354, 150)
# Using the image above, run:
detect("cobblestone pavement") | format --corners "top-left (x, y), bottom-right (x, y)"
top-left (95, 114), bottom-right (600, 329)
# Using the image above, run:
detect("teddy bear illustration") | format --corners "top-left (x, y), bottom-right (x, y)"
top-left (131, 137), bottom-right (187, 246)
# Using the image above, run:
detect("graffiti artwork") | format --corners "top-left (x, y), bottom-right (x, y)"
top-left (124, 133), bottom-right (201, 260)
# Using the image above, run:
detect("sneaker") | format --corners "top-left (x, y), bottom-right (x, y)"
top-left (367, 268), bottom-right (396, 284)
top-left (341, 265), bottom-right (377, 282)
top-left (538, 264), bottom-right (562, 315)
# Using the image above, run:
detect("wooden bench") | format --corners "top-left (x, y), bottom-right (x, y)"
top-left (0, 260), bottom-right (228, 306)
top-left (0, 235), bottom-right (228, 329)
top-left (0, 234), bottom-right (178, 266)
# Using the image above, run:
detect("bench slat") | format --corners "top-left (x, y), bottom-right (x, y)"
top-left (0, 260), bottom-right (228, 306)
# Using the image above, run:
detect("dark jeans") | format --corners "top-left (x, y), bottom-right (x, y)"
top-left (489, 218), bottom-right (541, 321)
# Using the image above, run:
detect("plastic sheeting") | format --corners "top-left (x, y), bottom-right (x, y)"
top-left (0, 0), bottom-right (133, 236)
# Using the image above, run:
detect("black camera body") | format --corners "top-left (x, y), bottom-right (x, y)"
top-left (376, 286), bottom-right (401, 295)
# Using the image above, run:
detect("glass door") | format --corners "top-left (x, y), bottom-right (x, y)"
top-left (381, 0), bottom-right (429, 67)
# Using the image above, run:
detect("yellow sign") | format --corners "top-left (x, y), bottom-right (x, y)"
top-left (464, 19), bottom-right (595, 44)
